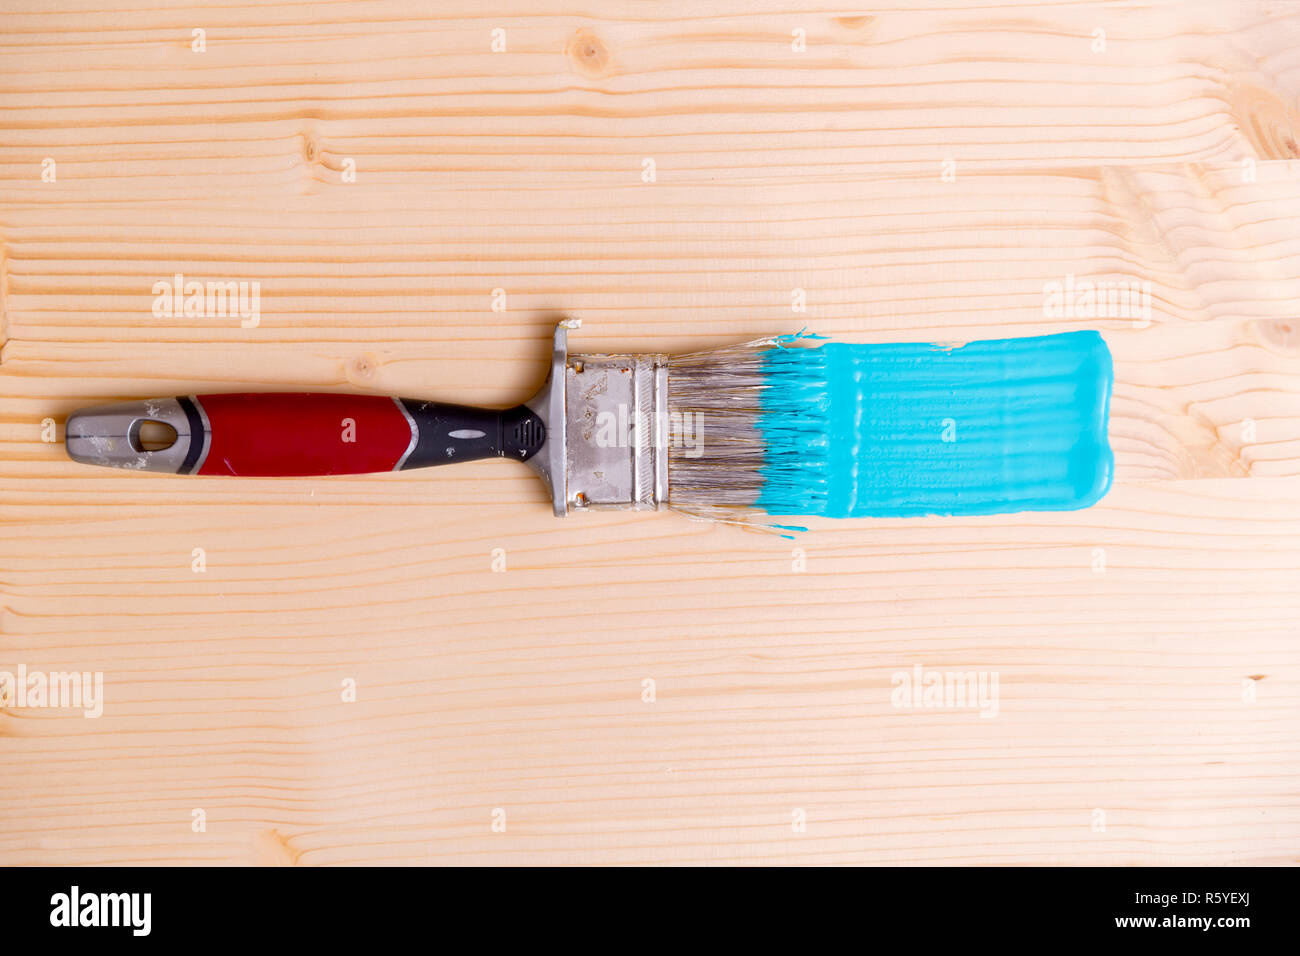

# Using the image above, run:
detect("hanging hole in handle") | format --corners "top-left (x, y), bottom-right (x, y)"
top-left (128, 419), bottom-right (179, 452)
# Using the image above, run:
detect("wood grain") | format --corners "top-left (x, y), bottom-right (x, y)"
top-left (2, 481), bottom-right (1298, 865)
top-left (1, 0), bottom-right (1298, 866)
top-left (2, 0), bottom-right (1299, 197)
top-left (5, 165), bottom-right (1300, 352)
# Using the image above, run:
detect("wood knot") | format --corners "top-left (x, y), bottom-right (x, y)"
top-left (347, 353), bottom-right (380, 383)
top-left (835, 15), bottom-right (875, 31)
top-left (254, 828), bottom-right (302, 866)
top-left (1228, 83), bottom-right (1300, 161)
top-left (302, 132), bottom-right (321, 165)
top-left (566, 29), bottom-right (611, 78)
top-left (1251, 318), bottom-right (1300, 355)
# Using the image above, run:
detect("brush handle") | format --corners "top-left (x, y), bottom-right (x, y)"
top-left (63, 393), bottom-right (545, 476)
top-left (190, 393), bottom-right (545, 476)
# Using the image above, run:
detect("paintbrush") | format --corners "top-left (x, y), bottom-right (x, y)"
top-left (64, 319), bottom-right (1114, 529)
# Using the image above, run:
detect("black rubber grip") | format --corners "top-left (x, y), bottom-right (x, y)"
top-left (396, 400), bottom-right (545, 469)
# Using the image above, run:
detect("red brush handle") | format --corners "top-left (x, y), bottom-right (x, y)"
top-left (195, 393), bottom-right (415, 476)
top-left (63, 392), bottom-right (544, 476)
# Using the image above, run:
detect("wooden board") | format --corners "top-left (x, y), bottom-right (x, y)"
top-left (1, 0), bottom-right (1298, 866)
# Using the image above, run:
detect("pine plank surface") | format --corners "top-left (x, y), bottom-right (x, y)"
top-left (1, 0), bottom-right (1298, 865)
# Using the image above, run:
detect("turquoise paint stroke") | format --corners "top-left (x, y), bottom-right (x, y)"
top-left (754, 331), bottom-right (1114, 518)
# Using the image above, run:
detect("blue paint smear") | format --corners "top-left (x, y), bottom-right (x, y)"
top-left (754, 331), bottom-right (1114, 518)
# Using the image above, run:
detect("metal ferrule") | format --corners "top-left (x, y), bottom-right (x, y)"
top-left (523, 321), bottom-right (670, 516)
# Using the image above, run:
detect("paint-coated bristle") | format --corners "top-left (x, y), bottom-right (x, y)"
top-left (667, 338), bottom-right (778, 523)
top-left (667, 331), bottom-right (1115, 530)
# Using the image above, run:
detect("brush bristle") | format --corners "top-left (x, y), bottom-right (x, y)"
top-left (666, 334), bottom-right (819, 530)
top-left (666, 330), bottom-right (1115, 531)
